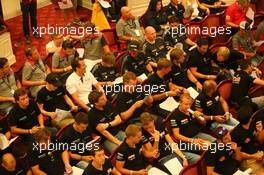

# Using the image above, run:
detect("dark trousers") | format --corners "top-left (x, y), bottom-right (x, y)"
top-left (21, 2), bottom-right (37, 37)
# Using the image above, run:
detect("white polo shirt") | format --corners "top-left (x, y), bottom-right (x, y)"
top-left (66, 71), bottom-right (98, 104)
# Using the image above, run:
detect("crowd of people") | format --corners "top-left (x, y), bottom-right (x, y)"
top-left (0, 0), bottom-right (264, 174)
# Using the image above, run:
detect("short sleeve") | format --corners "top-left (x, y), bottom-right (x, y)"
top-left (169, 114), bottom-right (179, 128)
top-left (116, 149), bottom-right (126, 161)
top-left (28, 148), bottom-right (39, 167)
top-left (188, 54), bottom-right (199, 68)
top-left (116, 21), bottom-right (125, 37)
top-left (205, 151), bottom-right (217, 167)
top-left (90, 63), bottom-right (100, 80)
top-left (52, 52), bottom-right (60, 68)
top-left (36, 88), bottom-right (45, 104)
top-left (101, 35), bottom-right (108, 46)
top-left (194, 95), bottom-right (203, 109)
top-left (88, 71), bottom-right (98, 86)
top-left (232, 34), bottom-right (240, 49)
top-left (66, 77), bottom-right (77, 95)
top-left (7, 109), bottom-right (17, 127)
top-left (22, 62), bottom-right (33, 80)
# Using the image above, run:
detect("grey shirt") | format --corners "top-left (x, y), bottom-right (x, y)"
top-left (0, 72), bottom-right (17, 110)
top-left (256, 20), bottom-right (264, 42)
top-left (232, 31), bottom-right (255, 53)
top-left (52, 49), bottom-right (76, 69)
top-left (116, 18), bottom-right (145, 43)
top-left (22, 59), bottom-right (46, 97)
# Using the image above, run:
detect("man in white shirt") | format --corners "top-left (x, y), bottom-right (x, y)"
top-left (66, 57), bottom-right (103, 112)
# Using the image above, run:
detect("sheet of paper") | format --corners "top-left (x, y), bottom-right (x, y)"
top-left (233, 168), bottom-right (252, 175)
top-left (54, 109), bottom-right (72, 122)
top-left (148, 167), bottom-right (169, 175)
top-left (164, 157), bottom-right (183, 175)
top-left (137, 73), bottom-right (148, 81)
top-left (159, 97), bottom-right (179, 112)
top-left (58, 0), bottom-right (73, 9)
top-left (98, 0), bottom-right (111, 8)
top-left (113, 76), bottom-right (123, 85)
top-left (71, 166), bottom-right (84, 175)
top-left (187, 87), bottom-right (199, 99)
top-left (76, 48), bottom-right (84, 58)
top-left (246, 7), bottom-right (254, 21)
top-left (0, 134), bottom-right (18, 150)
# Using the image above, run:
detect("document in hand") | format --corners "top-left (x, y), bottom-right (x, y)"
top-left (159, 97), bottom-right (179, 112)
top-left (187, 87), bottom-right (199, 99)
top-left (0, 134), bottom-right (18, 150)
top-left (164, 157), bottom-right (183, 175)
top-left (148, 167), bottom-right (169, 175)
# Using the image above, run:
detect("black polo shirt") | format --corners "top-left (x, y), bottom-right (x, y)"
top-left (144, 11), bottom-right (168, 32)
top-left (195, 91), bottom-right (225, 116)
top-left (0, 120), bottom-right (9, 134)
top-left (37, 86), bottom-right (69, 112)
top-left (116, 139), bottom-right (147, 170)
top-left (121, 52), bottom-right (147, 76)
top-left (188, 48), bottom-right (214, 76)
top-left (142, 122), bottom-right (171, 159)
top-left (88, 102), bottom-right (121, 137)
top-left (164, 25), bottom-right (188, 51)
top-left (231, 71), bottom-right (255, 103)
top-left (0, 159), bottom-right (28, 175)
top-left (165, 62), bottom-right (193, 88)
top-left (205, 142), bottom-right (238, 175)
top-left (8, 100), bottom-right (40, 129)
top-left (143, 37), bottom-right (168, 63)
top-left (231, 124), bottom-right (259, 154)
top-left (169, 108), bottom-right (202, 138)
top-left (82, 159), bottom-right (113, 175)
top-left (28, 143), bottom-right (65, 175)
top-left (60, 124), bottom-right (94, 165)
top-left (164, 3), bottom-right (185, 22)
top-left (116, 90), bottom-right (145, 120)
top-left (91, 63), bottom-right (119, 82)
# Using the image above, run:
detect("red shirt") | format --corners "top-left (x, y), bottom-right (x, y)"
top-left (225, 2), bottom-right (247, 26)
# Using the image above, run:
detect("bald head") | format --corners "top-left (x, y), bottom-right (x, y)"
top-left (145, 26), bottom-right (157, 42)
top-left (1, 153), bottom-right (16, 171)
top-left (203, 80), bottom-right (217, 94)
top-left (121, 6), bottom-right (131, 19)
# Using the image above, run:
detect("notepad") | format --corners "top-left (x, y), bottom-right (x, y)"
top-left (159, 97), bottom-right (179, 112)
top-left (0, 134), bottom-right (18, 150)
top-left (148, 167), bottom-right (169, 175)
top-left (137, 73), bottom-right (148, 81)
top-left (187, 87), bottom-right (199, 99)
top-left (164, 157), bottom-right (183, 175)
top-left (98, 0), bottom-right (111, 8)
top-left (71, 166), bottom-right (84, 175)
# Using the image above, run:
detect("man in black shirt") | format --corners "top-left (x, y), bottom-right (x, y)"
top-left (169, 94), bottom-right (216, 154)
top-left (60, 112), bottom-right (96, 169)
top-left (115, 71), bottom-right (152, 124)
top-left (231, 59), bottom-right (264, 108)
top-left (164, 0), bottom-right (187, 23)
top-left (91, 53), bottom-right (119, 83)
top-left (8, 88), bottom-right (44, 143)
top-left (166, 48), bottom-right (202, 90)
top-left (115, 124), bottom-right (159, 175)
top-left (121, 41), bottom-right (149, 76)
top-left (37, 73), bottom-right (77, 128)
top-left (188, 38), bottom-right (218, 83)
top-left (205, 126), bottom-right (239, 175)
top-left (142, 26), bottom-right (169, 73)
top-left (140, 112), bottom-right (188, 173)
top-left (195, 80), bottom-right (239, 131)
top-left (230, 106), bottom-right (264, 174)
top-left (88, 90), bottom-right (125, 153)
top-left (82, 146), bottom-right (121, 175)
top-left (28, 128), bottom-right (72, 175)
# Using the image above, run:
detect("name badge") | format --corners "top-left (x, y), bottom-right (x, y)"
top-left (11, 89), bottom-right (15, 94)
top-left (134, 29), bottom-right (140, 36)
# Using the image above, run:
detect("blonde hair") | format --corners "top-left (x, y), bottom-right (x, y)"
top-left (217, 47), bottom-right (230, 60)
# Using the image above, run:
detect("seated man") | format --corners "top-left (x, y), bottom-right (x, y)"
top-left (116, 6), bottom-right (145, 43)
top-left (60, 112), bottom-right (96, 169)
top-left (83, 146), bottom-right (121, 175)
top-left (52, 40), bottom-right (77, 83)
top-left (165, 0), bottom-right (188, 23)
top-left (146, 58), bottom-right (187, 116)
top-left (37, 73), bottom-right (77, 128)
top-left (0, 153), bottom-right (32, 175)
top-left (91, 53), bottom-right (119, 83)
top-left (231, 106), bottom-right (264, 175)
top-left (231, 59), bottom-right (264, 108)
top-left (140, 112), bottom-right (197, 168)
top-left (194, 80), bottom-right (239, 131)
top-left (225, 0), bottom-right (250, 34)
top-left (8, 89), bottom-right (57, 142)
top-left (168, 94), bottom-right (216, 154)
top-left (188, 38), bottom-right (217, 83)
top-left (200, 0), bottom-right (225, 14)
top-left (22, 47), bottom-right (49, 98)
top-left (66, 57), bottom-right (102, 112)
top-left (45, 32), bottom-right (65, 55)
top-left (163, 16), bottom-right (196, 53)
top-left (8, 88), bottom-right (45, 143)
top-left (121, 41), bottom-right (149, 76)
top-left (88, 90), bottom-right (125, 153)
top-left (115, 71), bottom-right (152, 124)
top-left (0, 57), bottom-right (21, 115)
top-left (232, 21), bottom-right (263, 66)
top-left (28, 128), bottom-right (72, 175)
top-left (142, 26), bottom-right (169, 72)
top-left (115, 124), bottom-right (159, 175)
top-left (205, 127), bottom-right (240, 175)
top-left (166, 48), bottom-right (202, 90)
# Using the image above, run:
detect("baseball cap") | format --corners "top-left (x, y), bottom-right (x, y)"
top-left (46, 73), bottom-right (62, 87)
top-left (127, 41), bottom-right (140, 51)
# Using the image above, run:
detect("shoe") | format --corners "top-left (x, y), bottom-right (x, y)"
top-left (25, 36), bottom-right (31, 44)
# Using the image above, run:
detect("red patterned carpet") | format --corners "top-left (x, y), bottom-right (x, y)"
top-left (5, 3), bottom-right (92, 72)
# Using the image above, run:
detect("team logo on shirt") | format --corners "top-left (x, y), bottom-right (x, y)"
top-left (244, 137), bottom-right (251, 143)
top-left (215, 96), bottom-right (219, 101)
top-left (180, 118), bottom-right (189, 125)
top-left (206, 100), bottom-right (213, 107)
top-left (170, 119), bottom-right (178, 127)
top-left (117, 153), bottom-right (124, 160)
top-left (232, 77), bottom-right (241, 84)
top-left (128, 154), bottom-right (136, 160)
top-left (19, 116), bottom-right (27, 121)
